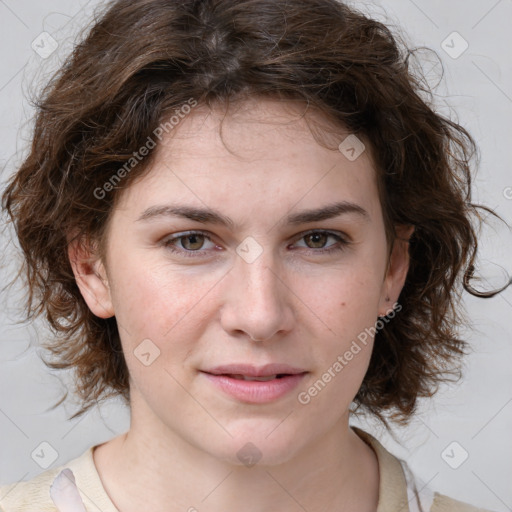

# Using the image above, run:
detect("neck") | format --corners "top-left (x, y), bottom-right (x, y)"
top-left (93, 403), bottom-right (379, 512)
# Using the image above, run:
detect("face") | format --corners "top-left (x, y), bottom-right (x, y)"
top-left (71, 98), bottom-right (412, 466)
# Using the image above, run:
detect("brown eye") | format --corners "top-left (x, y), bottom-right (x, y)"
top-left (162, 231), bottom-right (217, 258)
top-left (304, 232), bottom-right (330, 249)
top-left (180, 233), bottom-right (206, 251)
top-left (292, 230), bottom-right (350, 254)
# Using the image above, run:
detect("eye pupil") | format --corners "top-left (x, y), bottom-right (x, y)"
top-left (182, 234), bottom-right (204, 250)
top-left (306, 233), bottom-right (327, 248)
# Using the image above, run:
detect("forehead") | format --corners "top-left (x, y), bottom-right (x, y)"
top-left (116, 97), bottom-right (381, 224)
top-left (159, 97), bottom-right (359, 159)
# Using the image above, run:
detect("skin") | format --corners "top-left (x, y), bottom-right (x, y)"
top-left (69, 97), bottom-right (414, 512)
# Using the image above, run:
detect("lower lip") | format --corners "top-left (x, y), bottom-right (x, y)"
top-left (201, 372), bottom-right (307, 403)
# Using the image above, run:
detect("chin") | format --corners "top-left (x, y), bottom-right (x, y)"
top-left (205, 422), bottom-right (308, 468)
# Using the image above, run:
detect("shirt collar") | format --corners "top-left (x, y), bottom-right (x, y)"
top-left (352, 426), bottom-right (411, 512)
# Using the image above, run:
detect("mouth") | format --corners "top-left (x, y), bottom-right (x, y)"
top-left (202, 362), bottom-right (308, 377)
top-left (199, 365), bottom-right (308, 403)
top-left (218, 373), bottom-right (292, 381)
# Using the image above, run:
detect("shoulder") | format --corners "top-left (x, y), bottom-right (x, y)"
top-left (0, 446), bottom-right (95, 512)
top-left (431, 492), bottom-right (497, 512)
top-left (401, 457), bottom-right (496, 512)
top-left (0, 465), bottom-right (62, 511)
top-left (351, 426), bottom-right (496, 512)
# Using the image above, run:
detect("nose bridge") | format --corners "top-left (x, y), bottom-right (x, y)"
top-left (237, 246), bottom-right (282, 308)
top-left (223, 243), bottom-right (293, 341)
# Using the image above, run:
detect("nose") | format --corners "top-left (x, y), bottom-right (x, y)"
top-left (220, 250), bottom-right (295, 342)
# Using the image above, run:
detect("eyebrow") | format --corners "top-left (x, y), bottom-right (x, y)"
top-left (136, 201), bottom-right (370, 227)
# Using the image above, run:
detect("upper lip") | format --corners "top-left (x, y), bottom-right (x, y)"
top-left (202, 363), bottom-right (308, 377)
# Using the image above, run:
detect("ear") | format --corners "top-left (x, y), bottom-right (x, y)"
top-left (67, 234), bottom-right (114, 319)
top-left (378, 224), bottom-right (415, 317)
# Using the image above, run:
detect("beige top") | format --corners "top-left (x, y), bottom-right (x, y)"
top-left (0, 427), bottom-right (495, 512)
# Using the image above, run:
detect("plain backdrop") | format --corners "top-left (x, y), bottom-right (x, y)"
top-left (0, 0), bottom-right (511, 510)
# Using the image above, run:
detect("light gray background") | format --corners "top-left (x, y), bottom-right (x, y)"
top-left (0, 0), bottom-right (511, 510)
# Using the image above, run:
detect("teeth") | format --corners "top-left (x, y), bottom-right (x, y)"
top-left (229, 374), bottom-right (278, 381)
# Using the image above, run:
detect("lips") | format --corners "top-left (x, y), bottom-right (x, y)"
top-left (226, 374), bottom-right (284, 381)
top-left (203, 363), bottom-right (308, 378)
top-left (200, 363), bottom-right (308, 403)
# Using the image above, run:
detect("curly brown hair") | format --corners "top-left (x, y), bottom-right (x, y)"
top-left (1, 0), bottom-right (504, 428)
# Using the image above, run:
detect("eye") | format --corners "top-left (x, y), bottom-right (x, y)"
top-left (162, 231), bottom-right (217, 257)
top-left (161, 229), bottom-right (350, 259)
top-left (292, 230), bottom-right (350, 254)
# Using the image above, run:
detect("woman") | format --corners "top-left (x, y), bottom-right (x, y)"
top-left (0, 0), bottom-right (504, 510)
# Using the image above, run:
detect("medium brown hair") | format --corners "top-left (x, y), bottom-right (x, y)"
top-left (1, 0), bottom-right (505, 428)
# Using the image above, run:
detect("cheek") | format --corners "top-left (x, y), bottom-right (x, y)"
top-left (107, 264), bottom-right (206, 393)
top-left (297, 259), bottom-right (384, 331)
top-left (107, 256), bottom-right (218, 346)
top-left (292, 256), bottom-right (384, 383)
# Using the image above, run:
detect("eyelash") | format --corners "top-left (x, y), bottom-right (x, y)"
top-left (161, 230), bottom-right (350, 258)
